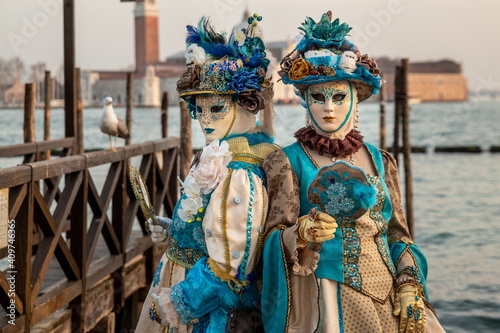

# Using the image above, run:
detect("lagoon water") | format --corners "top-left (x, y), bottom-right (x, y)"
top-left (1, 100), bottom-right (499, 332)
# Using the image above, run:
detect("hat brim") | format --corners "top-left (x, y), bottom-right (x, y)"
top-left (283, 66), bottom-right (381, 102)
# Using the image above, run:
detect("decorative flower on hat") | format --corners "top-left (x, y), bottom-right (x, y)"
top-left (289, 59), bottom-right (313, 81)
top-left (229, 70), bottom-right (261, 93)
top-left (299, 12), bottom-right (352, 43)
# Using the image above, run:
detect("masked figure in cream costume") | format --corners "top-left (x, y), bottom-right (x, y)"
top-left (260, 11), bottom-right (446, 333)
top-left (135, 14), bottom-right (278, 333)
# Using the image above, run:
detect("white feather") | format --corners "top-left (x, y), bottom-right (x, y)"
top-left (185, 45), bottom-right (206, 66)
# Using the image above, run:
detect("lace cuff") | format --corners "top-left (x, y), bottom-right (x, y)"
top-left (170, 284), bottom-right (199, 325)
top-left (282, 225), bottom-right (320, 276)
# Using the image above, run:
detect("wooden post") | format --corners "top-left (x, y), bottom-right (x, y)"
top-left (161, 92), bottom-right (169, 138)
top-left (113, 162), bottom-right (127, 313)
top-left (24, 83), bottom-right (36, 144)
top-left (75, 68), bottom-right (84, 154)
top-left (126, 73), bottom-right (133, 146)
top-left (379, 73), bottom-right (387, 151)
top-left (69, 168), bottom-right (88, 333)
top-left (44, 71), bottom-right (52, 159)
top-left (64, 0), bottom-right (76, 153)
top-left (393, 66), bottom-right (402, 165)
top-left (179, 101), bottom-right (192, 180)
top-left (401, 59), bottom-right (414, 236)
top-left (16, 181), bottom-right (34, 332)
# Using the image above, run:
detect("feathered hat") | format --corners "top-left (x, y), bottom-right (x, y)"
top-left (279, 11), bottom-right (381, 102)
top-left (177, 15), bottom-right (274, 110)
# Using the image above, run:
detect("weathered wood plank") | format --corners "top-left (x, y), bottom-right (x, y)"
top-left (31, 281), bottom-right (82, 326)
top-left (31, 308), bottom-right (71, 333)
top-left (0, 166), bottom-right (32, 189)
top-left (123, 256), bottom-right (146, 299)
top-left (83, 280), bottom-right (113, 332)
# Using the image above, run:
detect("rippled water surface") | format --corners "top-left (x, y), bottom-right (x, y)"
top-left (1, 100), bottom-right (499, 332)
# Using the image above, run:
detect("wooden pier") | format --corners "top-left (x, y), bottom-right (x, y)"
top-left (0, 138), bottom-right (179, 332)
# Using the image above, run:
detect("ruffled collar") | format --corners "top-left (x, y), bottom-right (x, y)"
top-left (294, 127), bottom-right (364, 157)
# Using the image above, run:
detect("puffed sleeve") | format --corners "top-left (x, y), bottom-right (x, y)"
top-left (168, 166), bottom-right (266, 324)
top-left (203, 167), bottom-right (267, 279)
top-left (263, 149), bottom-right (319, 276)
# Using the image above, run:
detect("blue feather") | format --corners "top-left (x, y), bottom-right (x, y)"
top-left (211, 44), bottom-right (235, 57)
top-left (352, 183), bottom-right (377, 210)
top-left (186, 25), bottom-right (201, 44)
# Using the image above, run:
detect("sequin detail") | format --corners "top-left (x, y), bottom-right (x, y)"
top-left (166, 236), bottom-right (206, 269)
top-left (153, 261), bottom-right (163, 287)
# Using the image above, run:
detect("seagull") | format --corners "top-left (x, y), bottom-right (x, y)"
top-left (99, 96), bottom-right (130, 150)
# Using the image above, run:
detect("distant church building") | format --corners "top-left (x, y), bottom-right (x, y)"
top-left (82, 3), bottom-right (297, 107)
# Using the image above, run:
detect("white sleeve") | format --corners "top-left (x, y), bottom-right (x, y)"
top-left (202, 168), bottom-right (267, 278)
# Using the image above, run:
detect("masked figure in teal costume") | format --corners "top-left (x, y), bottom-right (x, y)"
top-left (261, 11), bottom-right (445, 333)
top-left (135, 15), bottom-right (278, 333)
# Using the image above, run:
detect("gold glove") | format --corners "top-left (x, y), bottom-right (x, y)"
top-left (393, 283), bottom-right (427, 333)
top-left (297, 209), bottom-right (337, 245)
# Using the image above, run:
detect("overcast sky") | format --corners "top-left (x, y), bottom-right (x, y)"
top-left (0, 0), bottom-right (498, 90)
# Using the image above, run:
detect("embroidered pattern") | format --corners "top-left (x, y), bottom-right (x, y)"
top-left (368, 175), bottom-right (397, 277)
top-left (221, 169), bottom-right (233, 273)
top-left (253, 179), bottom-right (267, 271)
top-left (166, 236), bottom-right (206, 269)
top-left (237, 169), bottom-right (255, 279)
top-left (323, 182), bottom-right (355, 216)
top-left (340, 218), bottom-right (362, 291)
top-left (153, 261), bottom-right (164, 287)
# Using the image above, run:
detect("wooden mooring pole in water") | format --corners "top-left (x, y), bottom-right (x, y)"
top-left (24, 83), bottom-right (36, 144)
top-left (44, 71), bottom-right (51, 160)
top-left (76, 68), bottom-right (84, 154)
top-left (64, 0), bottom-right (76, 154)
top-left (161, 92), bottom-right (169, 138)
top-left (394, 59), bottom-right (414, 236)
top-left (24, 83), bottom-right (36, 164)
top-left (126, 72), bottom-right (133, 146)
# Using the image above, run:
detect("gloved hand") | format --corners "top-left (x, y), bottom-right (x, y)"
top-left (148, 216), bottom-right (172, 244)
top-left (297, 209), bottom-right (337, 245)
top-left (393, 282), bottom-right (427, 333)
top-left (151, 292), bottom-right (168, 326)
top-left (152, 289), bottom-right (190, 333)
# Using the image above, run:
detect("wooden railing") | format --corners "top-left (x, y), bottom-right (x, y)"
top-left (0, 137), bottom-right (179, 332)
top-left (0, 138), bottom-right (75, 163)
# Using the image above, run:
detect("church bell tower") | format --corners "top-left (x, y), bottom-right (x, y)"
top-left (134, 0), bottom-right (159, 71)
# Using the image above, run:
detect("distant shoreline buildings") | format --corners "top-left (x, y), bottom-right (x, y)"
top-left (1, 1), bottom-right (469, 107)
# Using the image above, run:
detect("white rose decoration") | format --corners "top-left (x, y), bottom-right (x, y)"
top-left (193, 140), bottom-right (232, 194)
